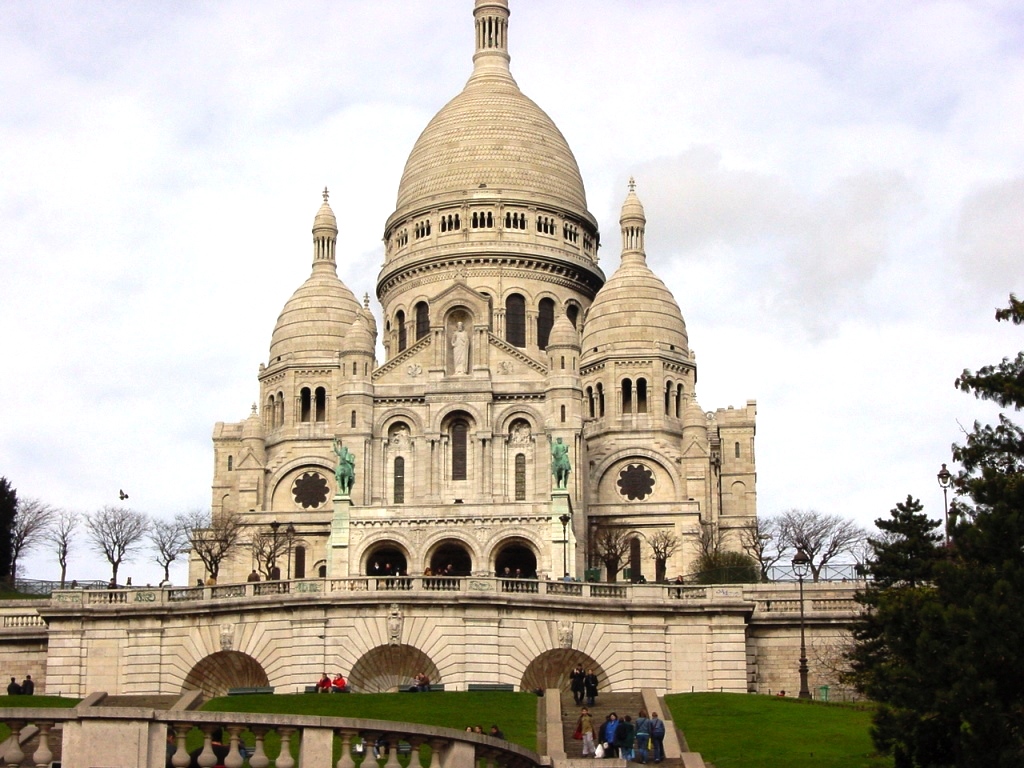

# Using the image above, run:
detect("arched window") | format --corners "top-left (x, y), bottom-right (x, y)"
top-left (350, 410), bottom-right (356, 428)
top-left (515, 453), bottom-right (526, 500)
top-left (566, 304), bottom-right (579, 328)
top-left (227, 455), bottom-right (233, 471)
top-left (637, 378), bottom-right (648, 414)
top-left (597, 383), bottom-right (605, 417)
top-left (451, 419), bottom-right (468, 481)
top-left (276, 392), bottom-right (284, 427)
top-left (586, 386), bottom-right (595, 418)
top-left (266, 396), bottom-right (275, 426)
top-left (735, 441), bottom-right (741, 458)
top-left (676, 383), bottom-right (684, 418)
top-left (560, 404), bottom-right (566, 422)
top-left (394, 457), bottom-right (405, 504)
top-left (665, 381), bottom-right (672, 415)
top-left (294, 546), bottom-right (306, 579)
top-left (415, 302), bottom-right (429, 341)
top-left (396, 310), bottom-right (407, 352)
top-left (560, 355), bottom-right (565, 370)
top-left (315, 387), bottom-right (326, 422)
top-left (505, 294), bottom-right (526, 347)
top-left (537, 298), bottom-right (555, 349)
top-left (300, 387), bottom-right (312, 422)
top-left (621, 379), bottom-right (633, 414)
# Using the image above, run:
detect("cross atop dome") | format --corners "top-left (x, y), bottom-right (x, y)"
top-left (323, 186), bottom-right (330, 202)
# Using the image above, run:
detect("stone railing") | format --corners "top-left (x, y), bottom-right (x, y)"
top-left (0, 612), bottom-right (46, 629)
top-left (0, 708), bottom-right (544, 768)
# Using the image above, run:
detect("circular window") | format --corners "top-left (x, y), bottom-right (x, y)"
top-left (617, 463), bottom-right (655, 501)
top-left (292, 472), bottom-right (329, 509)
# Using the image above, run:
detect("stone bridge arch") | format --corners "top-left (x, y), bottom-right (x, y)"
top-left (520, 649), bottom-right (607, 693)
top-left (182, 651), bottom-right (268, 698)
top-left (349, 644), bottom-right (441, 693)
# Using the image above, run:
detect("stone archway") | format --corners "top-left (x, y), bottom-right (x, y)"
top-left (520, 648), bottom-right (606, 693)
top-left (366, 543), bottom-right (409, 576)
top-left (494, 538), bottom-right (538, 578)
top-left (429, 540), bottom-right (473, 575)
top-left (348, 644), bottom-right (441, 693)
top-left (182, 651), bottom-right (268, 698)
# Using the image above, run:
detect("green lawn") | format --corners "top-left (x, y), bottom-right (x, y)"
top-left (0, 695), bottom-right (81, 742)
top-left (664, 693), bottom-right (891, 768)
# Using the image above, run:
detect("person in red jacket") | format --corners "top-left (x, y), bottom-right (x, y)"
top-left (332, 673), bottom-right (348, 692)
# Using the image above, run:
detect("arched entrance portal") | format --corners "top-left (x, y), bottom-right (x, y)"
top-left (429, 540), bottom-right (472, 575)
top-left (182, 651), bottom-right (268, 699)
top-left (494, 539), bottom-right (538, 578)
top-left (348, 644), bottom-right (441, 693)
top-left (521, 648), bottom-right (606, 693)
top-left (365, 544), bottom-right (408, 576)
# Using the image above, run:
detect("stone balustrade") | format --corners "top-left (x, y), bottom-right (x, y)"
top-left (0, 708), bottom-right (543, 768)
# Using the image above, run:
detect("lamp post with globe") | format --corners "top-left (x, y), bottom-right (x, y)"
top-left (937, 463), bottom-right (952, 545)
top-left (792, 547), bottom-right (812, 699)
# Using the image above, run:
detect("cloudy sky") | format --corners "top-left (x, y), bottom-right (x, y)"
top-left (2, 0), bottom-right (1022, 586)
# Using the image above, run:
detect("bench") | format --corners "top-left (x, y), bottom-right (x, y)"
top-left (227, 686), bottom-right (274, 696)
top-left (400, 683), bottom-right (446, 692)
top-left (467, 683), bottom-right (515, 692)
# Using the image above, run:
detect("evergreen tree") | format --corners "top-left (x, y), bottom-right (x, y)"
top-left (848, 296), bottom-right (1024, 766)
top-left (0, 477), bottom-right (16, 583)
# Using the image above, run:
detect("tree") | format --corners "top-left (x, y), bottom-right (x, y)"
top-left (84, 506), bottom-right (150, 583)
top-left (149, 517), bottom-right (191, 585)
top-left (251, 526), bottom-right (290, 579)
top-left (693, 521), bottom-right (725, 559)
top-left (592, 527), bottom-right (633, 582)
top-left (777, 509), bottom-right (866, 581)
top-left (693, 550), bottom-right (759, 584)
top-left (44, 508), bottom-right (79, 588)
top-left (180, 509), bottom-right (244, 581)
top-left (739, 515), bottom-right (785, 581)
top-left (647, 530), bottom-right (680, 582)
top-left (846, 296), bottom-right (1024, 766)
top-left (10, 498), bottom-right (57, 581)
top-left (0, 477), bottom-right (17, 583)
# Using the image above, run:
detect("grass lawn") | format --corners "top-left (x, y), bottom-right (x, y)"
top-left (664, 693), bottom-right (891, 768)
top-left (200, 690), bottom-right (539, 760)
top-left (0, 695), bottom-right (81, 742)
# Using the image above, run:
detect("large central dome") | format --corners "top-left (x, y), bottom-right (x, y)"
top-left (387, 0), bottom-right (591, 230)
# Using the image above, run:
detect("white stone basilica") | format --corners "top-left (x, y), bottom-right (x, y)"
top-left (196, 0), bottom-right (757, 587)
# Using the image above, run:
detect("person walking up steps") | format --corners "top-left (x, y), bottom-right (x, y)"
top-left (634, 709), bottom-right (651, 763)
top-left (649, 712), bottom-right (666, 762)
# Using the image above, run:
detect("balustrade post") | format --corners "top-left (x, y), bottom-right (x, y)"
top-left (407, 736), bottom-right (426, 768)
top-left (224, 725), bottom-right (245, 768)
top-left (249, 727), bottom-right (270, 768)
top-left (277, 726), bottom-right (297, 768)
top-left (428, 739), bottom-right (447, 768)
top-left (32, 722), bottom-right (53, 768)
top-left (171, 723), bottom-right (192, 768)
top-left (4, 721), bottom-right (24, 768)
top-left (197, 725), bottom-right (218, 768)
top-left (384, 735), bottom-right (402, 768)
top-left (336, 729), bottom-right (358, 768)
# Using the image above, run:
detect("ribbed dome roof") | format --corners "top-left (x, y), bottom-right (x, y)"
top-left (388, 0), bottom-right (589, 230)
top-left (342, 310), bottom-right (376, 356)
top-left (581, 182), bottom-right (688, 358)
top-left (269, 265), bottom-right (361, 361)
top-left (547, 312), bottom-right (579, 349)
top-left (394, 79), bottom-right (588, 218)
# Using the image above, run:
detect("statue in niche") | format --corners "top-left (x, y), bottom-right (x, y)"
top-left (451, 320), bottom-right (469, 375)
top-left (387, 603), bottom-right (403, 646)
top-left (332, 438), bottom-right (356, 495)
top-left (390, 425), bottom-right (410, 450)
top-left (220, 623), bottom-right (234, 651)
top-left (510, 421), bottom-right (531, 445)
top-left (557, 621), bottom-right (573, 649)
top-left (551, 437), bottom-right (571, 490)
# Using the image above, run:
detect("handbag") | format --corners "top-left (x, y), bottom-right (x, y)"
top-left (594, 743), bottom-right (605, 758)
top-left (573, 726), bottom-right (583, 740)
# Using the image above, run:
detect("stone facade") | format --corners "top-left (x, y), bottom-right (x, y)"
top-left (198, 0), bottom-right (757, 590)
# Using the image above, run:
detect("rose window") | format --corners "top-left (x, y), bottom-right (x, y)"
top-left (617, 463), bottom-right (655, 501)
top-left (292, 472), bottom-right (329, 509)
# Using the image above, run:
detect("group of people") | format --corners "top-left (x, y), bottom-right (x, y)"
top-left (6, 675), bottom-right (33, 695)
top-left (315, 672), bottom-right (348, 692)
top-left (465, 724), bottom-right (504, 739)
top-left (569, 665), bottom-right (600, 706)
top-left (574, 708), bottom-right (667, 762)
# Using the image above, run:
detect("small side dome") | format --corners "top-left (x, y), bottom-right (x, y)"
top-left (342, 310), bottom-right (376, 356)
top-left (313, 186), bottom-right (338, 235)
top-left (683, 398), bottom-right (707, 430)
top-left (581, 181), bottom-right (688, 360)
top-left (242, 403), bottom-right (265, 440)
top-left (547, 312), bottom-right (579, 349)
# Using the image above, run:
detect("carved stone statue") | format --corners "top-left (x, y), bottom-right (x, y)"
top-left (332, 438), bottom-right (356, 495)
top-left (551, 437), bottom-right (571, 490)
top-left (387, 603), bottom-right (403, 646)
top-left (557, 621), bottom-right (573, 649)
top-left (451, 320), bottom-right (469, 375)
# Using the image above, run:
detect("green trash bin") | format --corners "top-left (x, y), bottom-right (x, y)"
top-left (818, 685), bottom-right (830, 702)
top-left (584, 568), bottom-right (601, 583)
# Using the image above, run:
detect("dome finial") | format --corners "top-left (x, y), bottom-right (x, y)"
top-left (312, 188), bottom-right (339, 270)
top-left (620, 177), bottom-right (646, 259)
top-left (323, 186), bottom-right (330, 203)
top-left (363, 292), bottom-right (371, 310)
top-left (628, 176), bottom-right (636, 193)
top-left (471, 0), bottom-right (513, 82)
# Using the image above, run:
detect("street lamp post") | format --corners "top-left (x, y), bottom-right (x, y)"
top-left (792, 548), bottom-right (812, 700)
top-left (559, 514), bottom-right (571, 578)
top-left (937, 463), bottom-right (952, 546)
top-left (286, 523), bottom-right (296, 579)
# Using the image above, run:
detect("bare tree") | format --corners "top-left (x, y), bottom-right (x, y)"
top-left (592, 527), bottom-right (634, 582)
top-left (44, 508), bottom-right (79, 588)
top-left (84, 506), bottom-right (150, 583)
top-left (777, 509), bottom-right (867, 581)
top-left (694, 521), bottom-right (726, 559)
top-left (11, 498), bottom-right (57, 581)
top-left (251, 526), bottom-right (290, 579)
top-left (647, 530), bottom-right (680, 582)
top-left (149, 518), bottom-right (191, 585)
top-left (179, 509), bottom-right (244, 582)
top-left (739, 516), bottom-right (786, 581)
